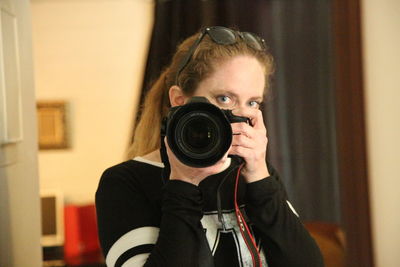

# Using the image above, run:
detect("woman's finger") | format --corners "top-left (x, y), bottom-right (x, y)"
top-left (231, 108), bottom-right (266, 131)
top-left (231, 133), bottom-right (255, 149)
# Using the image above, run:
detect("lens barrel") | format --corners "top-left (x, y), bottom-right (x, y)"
top-left (165, 98), bottom-right (233, 167)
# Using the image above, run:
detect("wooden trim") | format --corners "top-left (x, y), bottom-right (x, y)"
top-left (332, 0), bottom-right (374, 266)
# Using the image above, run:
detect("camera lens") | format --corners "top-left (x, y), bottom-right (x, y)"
top-left (183, 117), bottom-right (215, 150)
top-left (177, 113), bottom-right (220, 157)
top-left (165, 98), bottom-right (233, 167)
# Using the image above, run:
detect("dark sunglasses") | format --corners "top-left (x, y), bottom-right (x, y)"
top-left (175, 26), bottom-right (266, 85)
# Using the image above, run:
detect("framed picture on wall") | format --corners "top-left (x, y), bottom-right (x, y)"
top-left (37, 101), bottom-right (68, 149)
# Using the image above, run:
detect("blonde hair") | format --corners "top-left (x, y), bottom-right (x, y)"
top-left (127, 30), bottom-right (274, 158)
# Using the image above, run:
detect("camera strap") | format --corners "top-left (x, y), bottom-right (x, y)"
top-left (234, 163), bottom-right (262, 267)
top-left (159, 134), bottom-right (170, 184)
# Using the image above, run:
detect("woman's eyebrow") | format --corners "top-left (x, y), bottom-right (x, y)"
top-left (250, 96), bottom-right (264, 102)
top-left (209, 89), bottom-right (236, 96)
top-left (210, 89), bottom-right (263, 100)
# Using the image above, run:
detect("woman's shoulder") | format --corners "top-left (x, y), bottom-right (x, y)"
top-left (98, 156), bottom-right (164, 196)
top-left (102, 156), bottom-right (163, 178)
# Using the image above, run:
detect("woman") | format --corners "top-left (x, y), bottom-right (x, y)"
top-left (96, 26), bottom-right (323, 267)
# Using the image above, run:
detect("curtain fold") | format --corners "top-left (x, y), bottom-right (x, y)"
top-left (135, 0), bottom-right (340, 223)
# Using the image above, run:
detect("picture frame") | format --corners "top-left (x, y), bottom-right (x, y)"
top-left (37, 101), bottom-right (68, 149)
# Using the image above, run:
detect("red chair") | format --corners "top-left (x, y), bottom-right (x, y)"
top-left (64, 204), bottom-right (104, 266)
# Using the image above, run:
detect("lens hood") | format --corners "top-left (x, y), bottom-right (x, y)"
top-left (164, 97), bottom-right (233, 167)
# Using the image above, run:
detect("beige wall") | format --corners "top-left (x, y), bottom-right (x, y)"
top-left (362, 0), bottom-right (400, 266)
top-left (31, 0), bottom-right (154, 204)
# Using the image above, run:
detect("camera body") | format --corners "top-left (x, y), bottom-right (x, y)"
top-left (161, 96), bottom-right (249, 167)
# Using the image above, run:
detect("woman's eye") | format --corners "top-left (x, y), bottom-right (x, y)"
top-left (249, 100), bottom-right (261, 108)
top-left (216, 95), bottom-right (232, 105)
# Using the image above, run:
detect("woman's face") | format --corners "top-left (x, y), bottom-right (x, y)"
top-left (193, 55), bottom-right (266, 112)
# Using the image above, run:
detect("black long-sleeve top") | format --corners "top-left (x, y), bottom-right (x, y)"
top-left (95, 156), bottom-right (323, 267)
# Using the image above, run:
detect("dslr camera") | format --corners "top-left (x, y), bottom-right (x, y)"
top-left (161, 96), bottom-right (249, 167)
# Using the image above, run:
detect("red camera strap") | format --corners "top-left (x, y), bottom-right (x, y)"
top-left (234, 164), bottom-right (262, 267)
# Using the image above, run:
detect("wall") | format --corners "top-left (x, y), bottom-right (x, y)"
top-left (0, 0), bottom-right (42, 266)
top-left (31, 0), bottom-right (154, 204)
top-left (361, 0), bottom-right (400, 266)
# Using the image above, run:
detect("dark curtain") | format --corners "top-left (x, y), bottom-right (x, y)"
top-left (136, 0), bottom-right (340, 223)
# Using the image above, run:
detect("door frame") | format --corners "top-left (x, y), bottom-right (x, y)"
top-left (332, 0), bottom-right (374, 266)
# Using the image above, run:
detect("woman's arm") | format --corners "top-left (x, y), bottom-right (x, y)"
top-left (245, 172), bottom-right (324, 267)
top-left (95, 164), bottom-right (214, 267)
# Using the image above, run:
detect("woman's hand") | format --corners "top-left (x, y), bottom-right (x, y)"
top-left (229, 108), bottom-right (270, 183)
top-left (164, 137), bottom-right (230, 186)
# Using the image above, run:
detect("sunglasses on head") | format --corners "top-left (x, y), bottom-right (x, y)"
top-left (175, 26), bottom-right (266, 85)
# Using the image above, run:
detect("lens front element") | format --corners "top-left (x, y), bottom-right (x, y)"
top-left (177, 112), bottom-right (221, 159)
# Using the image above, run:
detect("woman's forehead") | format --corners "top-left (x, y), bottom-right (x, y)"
top-left (195, 56), bottom-right (265, 97)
